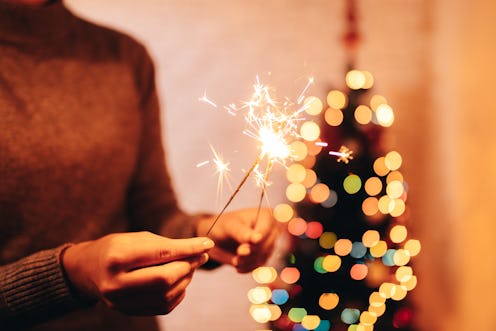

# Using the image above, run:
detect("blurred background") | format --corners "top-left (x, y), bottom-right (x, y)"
top-left (64, 0), bottom-right (496, 330)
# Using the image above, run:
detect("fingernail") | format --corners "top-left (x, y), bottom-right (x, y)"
top-left (202, 238), bottom-right (215, 249)
top-left (238, 245), bottom-right (251, 256)
top-left (199, 253), bottom-right (209, 265)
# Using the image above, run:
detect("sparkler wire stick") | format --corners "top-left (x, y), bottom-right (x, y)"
top-left (253, 157), bottom-right (273, 229)
top-left (206, 153), bottom-right (263, 235)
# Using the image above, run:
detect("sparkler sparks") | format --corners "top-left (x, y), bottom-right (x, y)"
top-left (200, 76), bottom-right (353, 234)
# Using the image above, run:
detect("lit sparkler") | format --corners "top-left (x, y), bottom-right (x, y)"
top-left (200, 76), bottom-right (352, 234)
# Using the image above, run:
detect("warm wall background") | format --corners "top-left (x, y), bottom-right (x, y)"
top-left (65, 1), bottom-right (496, 330)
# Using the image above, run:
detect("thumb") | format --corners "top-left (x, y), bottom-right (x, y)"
top-left (120, 233), bottom-right (215, 271)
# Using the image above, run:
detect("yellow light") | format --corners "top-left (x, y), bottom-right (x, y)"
top-left (286, 163), bottom-right (307, 183)
top-left (303, 96), bottom-right (323, 115)
top-left (286, 183), bottom-right (306, 202)
top-left (370, 94), bottom-right (388, 111)
top-left (319, 293), bottom-right (339, 310)
top-left (289, 141), bottom-right (308, 161)
top-left (404, 239), bottom-right (421, 256)
top-left (322, 255), bottom-right (342, 272)
top-left (302, 315), bottom-right (321, 330)
top-left (369, 292), bottom-right (386, 307)
top-left (390, 225), bottom-right (407, 243)
top-left (385, 151), bottom-right (402, 170)
top-left (300, 121), bottom-right (320, 141)
top-left (354, 105), bottom-right (372, 125)
top-left (360, 311), bottom-right (377, 325)
top-left (378, 195), bottom-right (394, 214)
top-left (379, 282), bottom-right (395, 299)
top-left (362, 70), bottom-right (374, 89)
top-left (268, 304), bottom-right (282, 321)
top-left (368, 303), bottom-right (386, 317)
top-left (250, 305), bottom-right (272, 323)
top-left (376, 104), bottom-right (394, 127)
top-left (391, 285), bottom-right (407, 301)
top-left (390, 198), bottom-right (406, 217)
top-left (273, 203), bottom-right (294, 223)
top-left (370, 240), bottom-right (387, 258)
top-left (386, 180), bottom-right (404, 199)
top-left (306, 140), bottom-right (323, 156)
top-left (364, 177), bottom-right (383, 196)
top-left (346, 70), bottom-right (366, 90)
top-left (401, 275), bottom-right (418, 291)
top-left (325, 107), bottom-right (344, 126)
top-left (396, 266), bottom-right (413, 282)
top-left (247, 286), bottom-right (272, 304)
top-left (362, 230), bottom-right (380, 247)
top-left (393, 249), bottom-right (411, 266)
top-left (252, 266), bottom-right (277, 284)
top-left (327, 90), bottom-right (348, 109)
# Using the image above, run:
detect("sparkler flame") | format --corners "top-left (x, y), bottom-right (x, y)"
top-left (199, 76), bottom-right (353, 234)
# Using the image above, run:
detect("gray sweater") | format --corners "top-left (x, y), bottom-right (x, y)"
top-left (0, 2), bottom-right (197, 330)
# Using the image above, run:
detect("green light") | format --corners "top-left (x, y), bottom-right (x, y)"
top-left (343, 174), bottom-right (362, 194)
top-left (288, 307), bottom-right (308, 323)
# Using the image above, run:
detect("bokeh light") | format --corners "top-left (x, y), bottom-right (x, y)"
top-left (288, 217), bottom-right (308, 236)
top-left (302, 315), bottom-right (321, 330)
top-left (376, 104), bottom-right (394, 127)
top-left (248, 286), bottom-right (272, 304)
top-left (341, 308), bottom-right (360, 324)
top-left (334, 238), bottom-right (353, 256)
top-left (306, 221), bottom-right (324, 239)
top-left (325, 107), bottom-right (344, 126)
top-left (346, 70), bottom-right (366, 90)
top-left (362, 230), bottom-right (380, 247)
top-left (322, 254), bottom-right (342, 272)
top-left (385, 151), bottom-right (402, 171)
top-left (309, 183), bottom-right (331, 204)
top-left (301, 121), bottom-right (321, 141)
top-left (273, 203), bottom-right (294, 223)
top-left (390, 225), bottom-right (407, 243)
top-left (350, 263), bottom-right (368, 280)
top-left (290, 141), bottom-right (308, 161)
top-left (327, 90), bottom-right (348, 109)
top-left (364, 177), bottom-right (382, 196)
top-left (362, 197), bottom-right (379, 216)
top-left (303, 169), bottom-right (318, 188)
top-left (288, 308), bottom-right (308, 323)
top-left (319, 232), bottom-right (338, 249)
top-left (354, 105), bottom-right (372, 125)
top-left (252, 266), bottom-right (277, 284)
top-left (304, 96), bottom-right (324, 116)
top-left (286, 183), bottom-right (307, 202)
top-left (343, 174), bottom-right (362, 194)
top-left (280, 267), bottom-right (301, 284)
top-left (287, 163), bottom-right (307, 183)
top-left (370, 94), bottom-right (388, 111)
top-left (271, 289), bottom-right (289, 305)
top-left (373, 157), bottom-right (389, 177)
top-left (319, 293), bottom-right (339, 310)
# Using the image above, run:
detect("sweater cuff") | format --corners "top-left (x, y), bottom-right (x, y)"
top-left (0, 244), bottom-right (85, 325)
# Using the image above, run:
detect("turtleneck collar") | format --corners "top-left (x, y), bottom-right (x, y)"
top-left (0, 1), bottom-right (76, 46)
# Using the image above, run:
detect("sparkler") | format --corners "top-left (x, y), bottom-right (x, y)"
top-left (200, 77), bottom-right (353, 235)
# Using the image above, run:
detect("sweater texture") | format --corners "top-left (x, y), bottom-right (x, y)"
top-left (0, 1), bottom-right (196, 330)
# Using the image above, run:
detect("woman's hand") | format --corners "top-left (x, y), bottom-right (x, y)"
top-left (197, 208), bottom-right (280, 273)
top-left (61, 232), bottom-right (214, 315)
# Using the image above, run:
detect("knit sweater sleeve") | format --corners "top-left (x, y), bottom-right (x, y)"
top-left (124, 41), bottom-right (199, 239)
top-left (0, 245), bottom-right (87, 328)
